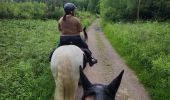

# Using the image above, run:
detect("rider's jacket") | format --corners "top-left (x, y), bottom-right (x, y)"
top-left (57, 15), bottom-right (87, 49)
top-left (58, 15), bottom-right (83, 36)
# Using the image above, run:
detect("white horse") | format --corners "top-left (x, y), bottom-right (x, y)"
top-left (50, 27), bottom-right (89, 100)
top-left (51, 45), bottom-right (84, 100)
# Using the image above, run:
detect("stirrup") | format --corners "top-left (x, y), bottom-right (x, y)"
top-left (89, 58), bottom-right (98, 67)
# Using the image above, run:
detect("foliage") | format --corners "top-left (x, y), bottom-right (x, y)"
top-left (46, 7), bottom-right (64, 19)
top-left (1, 0), bottom-right (170, 21)
top-left (74, 0), bottom-right (89, 11)
top-left (0, 2), bottom-right (46, 19)
top-left (87, 0), bottom-right (100, 13)
top-left (100, 0), bottom-right (170, 21)
top-left (76, 11), bottom-right (95, 26)
top-left (100, 0), bottom-right (127, 21)
top-left (0, 0), bottom-right (99, 19)
top-left (101, 20), bottom-right (170, 100)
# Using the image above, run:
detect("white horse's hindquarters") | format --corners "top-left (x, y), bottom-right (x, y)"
top-left (50, 45), bottom-right (84, 78)
top-left (50, 45), bottom-right (84, 100)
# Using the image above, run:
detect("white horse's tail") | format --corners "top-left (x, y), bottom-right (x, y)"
top-left (54, 61), bottom-right (78, 100)
top-left (50, 45), bottom-right (84, 100)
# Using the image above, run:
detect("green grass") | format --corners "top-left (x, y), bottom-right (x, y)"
top-left (0, 19), bottom-right (58, 99)
top-left (101, 21), bottom-right (170, 100)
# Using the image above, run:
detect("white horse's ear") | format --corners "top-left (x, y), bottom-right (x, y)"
top-left (79, 66), bottom-right (91, 90)
top-left (107, 70), bottom-right (124, 97)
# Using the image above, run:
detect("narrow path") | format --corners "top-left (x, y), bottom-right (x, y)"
top-left (76, 19), bottom-right (151, 100)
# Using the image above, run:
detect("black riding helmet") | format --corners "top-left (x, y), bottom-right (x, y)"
top-left (64, 3), bottom-right (77, 13)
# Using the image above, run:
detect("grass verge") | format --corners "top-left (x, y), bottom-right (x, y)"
top-left (101, 20), bottom-right (170, 100)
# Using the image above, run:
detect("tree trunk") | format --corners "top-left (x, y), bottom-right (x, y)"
top-left (137, 0), bottom-right (141, 21)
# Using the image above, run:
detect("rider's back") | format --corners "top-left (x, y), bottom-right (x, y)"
top-left (58, 15), bottom-right (82, 36)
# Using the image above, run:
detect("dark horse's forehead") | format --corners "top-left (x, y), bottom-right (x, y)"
top-left (84, 84), bottom-right (106, 95)
top-left (83, 84), bottom-right (109, 97)
top-left (83, 84), bottom-right (115, 100)
top-left (89, 84), bottom-right (106, 91)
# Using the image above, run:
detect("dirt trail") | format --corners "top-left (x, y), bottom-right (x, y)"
top-left (76, 19), bottom-right (151, 100)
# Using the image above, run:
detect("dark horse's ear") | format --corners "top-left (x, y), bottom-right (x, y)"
top-left (107, 70), bottom-right (124, 97)
top-left (79, 66), bottom-right (91, 90)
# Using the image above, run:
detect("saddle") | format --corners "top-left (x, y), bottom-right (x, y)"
top-left (49, 39), bottom-right (97, 67)
top-left (67, 42), bottom-right (91, 68)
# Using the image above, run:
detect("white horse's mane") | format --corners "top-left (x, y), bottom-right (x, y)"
top-left (50, 45), bottom-right (84, 100)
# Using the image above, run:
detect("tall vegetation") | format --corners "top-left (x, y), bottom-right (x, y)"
top-left (0, 2), bottom-right (46, 19)
top-left (0, 2), bottom-right (64, 19)
top-left (0, 0), bottom-right (99, 19)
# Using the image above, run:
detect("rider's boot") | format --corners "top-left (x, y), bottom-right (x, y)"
top-left (88, 56), bottom-right (98, 67)
top-left (83, 49), bottom-right (98, 66)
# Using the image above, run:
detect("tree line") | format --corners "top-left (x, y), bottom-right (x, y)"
top-left (0, 0), bottom-right (169, 21)
top-left (100, 0), bottom-right (170, 21)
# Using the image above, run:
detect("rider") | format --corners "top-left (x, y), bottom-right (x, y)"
top-left (57, 3), bottom-right (97, 66)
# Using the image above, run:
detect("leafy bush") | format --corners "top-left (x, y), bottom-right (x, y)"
top-left (19, 2), bottom-right (34, 18)
top-left (76, 11), bottom-right (95, 26)
top-left (32, 2), bottom-right (46, 19)
top-left (0, 2), bottom-right (46, 19)
top-left (46, 7), bottom-right (64, 19)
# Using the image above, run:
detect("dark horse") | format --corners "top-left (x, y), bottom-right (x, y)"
top-left (79, 67), bottom-right (124, 100)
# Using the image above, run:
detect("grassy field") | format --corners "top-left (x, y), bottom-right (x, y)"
top-left (101, 21), bottom-right (170, 100)
top-left (0, 19), bottom-right (58, 99)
